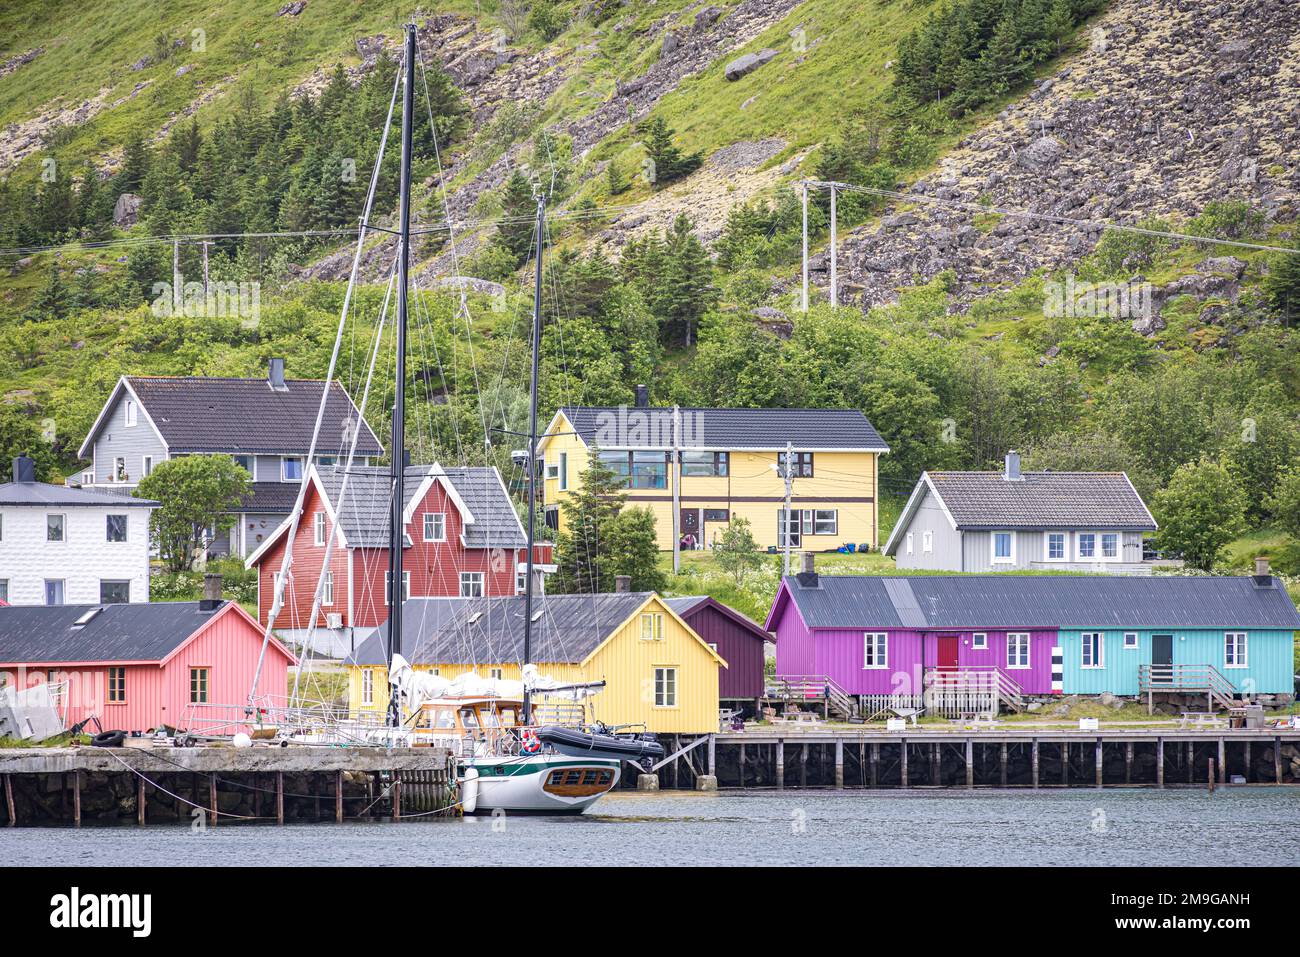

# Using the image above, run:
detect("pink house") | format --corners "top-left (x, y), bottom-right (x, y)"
top-left (0, 596), bottom-right (295, 734)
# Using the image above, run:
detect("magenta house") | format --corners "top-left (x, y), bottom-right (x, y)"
top-left (666, 596), bottom-right (772, 711)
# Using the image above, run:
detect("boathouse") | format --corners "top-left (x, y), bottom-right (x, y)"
top-left (765, 558), bottom-right (1300, 715)
top-left (345, 590), bottom-right (726, 733)
top-left (664, 595), bottom-right (771, 714)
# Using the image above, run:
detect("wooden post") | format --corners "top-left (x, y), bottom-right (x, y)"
top-left (1275, 737), bottom-right (1283, 784)
top-left (137, 776), bottom-right (146, 826)
top-left (392, 775), bottom-right (402, 822)
top-left (1186, 741), bottom-right (1194, 784)
top-left (1217, 739), bottom-right (1226, 785)
top-left (900, 740), bottom-right (909, 788)
top-left (1061, 741), bottom-right (1068, 787)
top-left (1095, 738), bottom-right (1103, 789)
top-left (799, 743), bottom-right (808, 788)
top-left (208, 774), bottom-right (217, 827)
top-left (1157, 738), bottom-right (1165, 788)
top-left (707, 735), bottom-right (716, 777)
top-left (336, 771), bottom-right (344, 823)
top-left (73, 769), bottom-right (81, 827)
top-left (965, 739), bottom-right (974, 789)
top-left (931, 742), bottom-right (940, 786)
top-left (775, 741), bottom-right (784, 790)
top-left (999, 743), bottom-right (1008, 788)
top-left (276, 771), bottom-right (285, 825)
top-left (869, 743), bottom-right (878, 788)
top-left (1125, 741), bottom-right (1133, 784)
top-left (1031, 739), bottom-right (1039, 789)
top-left (4, 774), bottom-right (15, 826)
top-left (738, 743), bottom-right (746, 788)
top-left (1208, 760), bottom-right (1216, 792)
top-left (1244, 741), bottom-right (1251, 783)
top-left (834, 740), bottom-right (844, 789)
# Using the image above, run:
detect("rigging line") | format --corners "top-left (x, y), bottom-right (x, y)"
top-left (251, 59), bottom-right (402, 703)
top-left (0, 228), bottom-right (362, 258)
top-left (816, 180), bottom-right (1300, 257)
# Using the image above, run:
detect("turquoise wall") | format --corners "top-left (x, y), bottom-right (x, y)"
top-left (1060, 628), bottom-right (1295, 696)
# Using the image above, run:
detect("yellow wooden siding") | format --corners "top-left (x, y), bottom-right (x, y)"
top-left (346, 596), bottom-right (723, 733)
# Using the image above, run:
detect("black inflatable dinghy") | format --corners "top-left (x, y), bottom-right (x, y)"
top-left (536, 725), bottom-right (664, 763)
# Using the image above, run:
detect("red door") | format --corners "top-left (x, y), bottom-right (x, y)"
top-left (937, 636), bottom-right (960, 671)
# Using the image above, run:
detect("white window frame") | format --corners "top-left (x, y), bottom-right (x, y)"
top-left (971, 632), bottom-right (987, 650)
top-left (640, 613), bottom-right (665, 641)
top-left (313, 511), bottom-right (327, 546)
top-left (383, 571), bottom-right (411, 605)
top-left (1046, 532), bottom-right (1067, 561)
top-left (124, 399), bottom-right (137, 427)
top-left (361, 668), bottom-right (374, 706)
top-left (1081, 631), bottom-right (1105, 669)
top-left (558, 452), bottom-right (568, 491)
top-left (44, 579), bottom-right (65, 606)
top-left (323, 570), bottom-right (335, 606)
top-left (653, 666), bottom-right (677, 708)
top-left (0, 579), bottom-right (8, 603)
top-left (106, 513), bottom-right (128, 543)
top-left (1077, 532), bottom-right (1097, 560)
top-left (863, 631), bottom-right (888, 669)
top-left (922, 530), bottom-right (933, 553)
top-left (47, 513), bottom-right (66, 543)
top-left (1006, 632), bottom-right (1030, 669)
top-left (991, 531), bottom-right (1015, 564)
top-left (232, 455), bottom-right (255, 479)
top-left (1100, 532), bottom-right (1119, 560)
top-left (459, 572), bottom-right (485, 598)
top-left (423, 512), bottom-right (446, 543)
top-left (544, 457), bottom-right (559, 480)
top-left (112, 457), bottom-right (126, 483)
top-left (906, 532), bottom-right (914, 555)
top-left (1123, 632), bottom-right (1139, 649)
top-left (1224, 631), bottom-right (1248, 669)
top-left (813, 509), bottom-right (838, 536)
top-left (281, 456), bottom-right (304, 482)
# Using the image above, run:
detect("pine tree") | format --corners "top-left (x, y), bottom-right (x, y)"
top-left (117, 132), bottom-right (152, 195)
top-left (494, 169), bottom-right (538, 268)
top-left (27, 261), bottom-right (71, 321)
top-left (553, 449), bottom-right (629, 593)
top-left (639, 116), bottom-right (702, 186)
top-left (1263, 243), bottom-right (1300, 327)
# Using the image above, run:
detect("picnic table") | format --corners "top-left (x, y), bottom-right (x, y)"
top-left (1179, 711), bottom-right (1228, 730)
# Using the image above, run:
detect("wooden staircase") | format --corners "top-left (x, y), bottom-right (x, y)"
top-left (928, 667), bottom-right (1025, 715)
top-left (765, 675), bottom-right (858, 721)
top-left (1139, 664), bottom-right (1238, 713)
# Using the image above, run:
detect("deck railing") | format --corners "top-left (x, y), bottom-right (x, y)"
top-left (927, 667), bottom-right (1025, 714)
top-left (1138, 664), bottom-right (1238, 711)
top-left (765, 675), bottom-right (857, 720)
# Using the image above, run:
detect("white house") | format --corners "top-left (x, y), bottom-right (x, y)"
top-left (0, 456), bottom-right (157, 606)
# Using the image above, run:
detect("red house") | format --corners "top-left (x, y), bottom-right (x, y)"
top-left (0, 596), bottom-right (295, 735)
top-left (665, 596), bottom-right (773, 713)
top-left (245, 464), bottom-right (552, 657)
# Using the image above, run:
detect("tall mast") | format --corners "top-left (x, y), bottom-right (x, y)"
top-left (522, 193), bottom-right (545, 726)
top-left (386, 23), bottom-right (416, 728)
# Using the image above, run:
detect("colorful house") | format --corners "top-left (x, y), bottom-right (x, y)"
top-left (766, 561), bottom-right (1299, 713)
top-left (345, 591), bottom-right (726, 733)
top-left (537, 392), bottom-right (889, 551)
top-left (664, 596), bottom-right (772, 712)
top-left (0, 595), bottom-right (295, 734)
top-left (245, 463), bottom-right (552, 657)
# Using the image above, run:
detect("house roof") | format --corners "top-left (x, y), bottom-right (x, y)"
top-left (549, 406), bottom-right (890, 452)
top-left (664, 595), bottom-right (773, 641)
top-left (0, 483), bottom-right (157, 508)
top-left (0, 601), bottom-right (281, 664)
top-left (350, 593), bottom-right (658, 666)
top-left (231, 482), bottom-right (302, 515)
top-left (771, 574), bottom-right (1300, 631)
top-left (79, 375), bottom-right (384, 458)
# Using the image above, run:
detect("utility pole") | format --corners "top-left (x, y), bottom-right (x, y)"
top-left (172, 239), bottom-right (182, 315)
top-left (671, 404), bottom-right (682, 574)
top-left (199, 240), bottom-right (213, 299)
top-left (800, 182), bottom-right (809, 312)
top-left (829, 183), bottom-right (837, 308)
top-left (781, 440), bottom-right (795, 578)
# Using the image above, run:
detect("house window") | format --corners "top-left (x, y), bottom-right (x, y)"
top-left (640, 613), bottom-right (665, 641)
top-left (1082, 631), bottom-right (1104, 669)
top-left (906, 532), bottom-right (914, 555)
top-left (423, 512), bottom-right (446, 542)
top-left (315, 455), bottom-right (337, 467)
top-left (281, 457), bottom-right (303, 482)
top-left (313, 512), bottom-right (326, 546)
top-left (107, 668), bottom-right (126, 703)
top-left (323, 571), bottom-right (334, 606)
top-left (543, 507), bottom-right (559, 531)
top-left (44, 579), bottom-right (65, 606)
top-left (47, 514), bottom-right (66, 542)
top-left (100, 580), bottom-right (130, 604)
top-left (1123, 632), bottom-right (1138, 649)
top-left (558, 452), bottom-right (568, 490)
top-left (142, 455), bottom-right (153, 478)
top-left (516, 570), bottom-right (527, 595)
top-left (1101, 533), bottom-right (1119, 559)
top-left (1224, 632), bottom-right (1248, 669)
top-left (489, 667), bottom-right (504, 680)
top-left (813, 509), bottom-right (838, 535)
top-left (362, 669), bottom-right (374, 705)
top-left (922, 530), bottom-right (933, 553)
top-left (703, 508), bottom-right (729, 522)
top-left (544, 457), bottom-right (559, 480)
top-left (0, 580), bottom-right (8, 603)
top-left (992, 531), bottom-right (1014, 563)
top-left (383, 571), bottom-right (411, 605)
top-left (460, 572), bottom-right (484, 598)
top-left (233, 455), bottom-right (254, 478)
top-left (1007, 633), bottom-right (1030, 669)
top-left (630, 451), bottom-right (668, 489)
top-left (777, 509), bottom-right (801, 548)
top-left (124, 399), bottom-right (137, 427)
top-left (113, 457), bottom-right (127, 482)
top-left (863, 632), bottom-right (888, 669)
top-left (106, 514), bottom-right (128, 542)
top-left (1077, 532), bottom-right (1097, 559)
top-left (190, 668), bottom-right (209, 704)
top-left (972, 632), bottom-right (987, 650)
top-left (653, 667), bottom-right (677, 707)
top-left (681, 451), bottom-right (729, 477)
top-left (0, 513), bottom-right (3, 540)
top-left (781, 452), bottom-right (814, 478)
top-left (1047, 533), bottom-right (1066, 560)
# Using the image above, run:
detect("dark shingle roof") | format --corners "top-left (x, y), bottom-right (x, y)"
top-left (0, 483), bottom-right (156, 508)
top-left (557, 407), bottom-right (889, 451)
top-left (318, 465), bottom-right (526, 549)
top-left (0, 602), bottom-right (224, 663)
top-left (350, 593), bottom-right (654, 666)
top-left (925, 471), bottom-right (1156, 530)
top-left (779, 575), bottom-right (1300, 631)
top-left (119, 376), bottom-right (384, 456)
top-left (232, 482), bottom-right (301, 514)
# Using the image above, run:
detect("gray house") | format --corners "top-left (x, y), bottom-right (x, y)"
top-left (76, 359), bottom-right (384, 557)
top-left (883, 452), bottom-right (1158, 575)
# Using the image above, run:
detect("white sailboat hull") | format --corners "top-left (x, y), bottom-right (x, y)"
top-left (460, 754), bottom-right (621, 815)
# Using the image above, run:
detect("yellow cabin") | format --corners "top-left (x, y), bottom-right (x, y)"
top-left (345, 592), bottom-right (726, 734)
top-left (537, 401), bottom-right (890, 551)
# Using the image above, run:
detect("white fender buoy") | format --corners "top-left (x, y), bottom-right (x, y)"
top-left (232, 733), bottom-right (252, 748)
top-left (461, 767), bottom-right (479, 815)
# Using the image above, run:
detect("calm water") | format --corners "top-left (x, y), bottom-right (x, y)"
top-left (4, 789), bottom-right (1298, 866)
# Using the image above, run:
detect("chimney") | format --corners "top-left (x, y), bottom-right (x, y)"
top-left (200, 574), bottom-right (223, 611)
top-left (268, 357), bottom-right (287, 391)
top-left (634, 384), bottom-right (649, 409)
top-left (1004, 451), bottom-right (1022, 482)
top-left (796, 551), bottom-right (819, 588)
top-left (614, 575), bottom-right (632, 593)
top-left (11, 456), bottom-right (35, 484)
top-left (1253, 556), bottom-right (1273, 588)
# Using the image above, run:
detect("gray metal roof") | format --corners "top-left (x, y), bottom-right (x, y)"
top-left (558, 406), bottom-right (889, 451)
top-left (0, 602), bottom-right (225, 663)
top-left (780, 575), bottom-right (1300, 631)
top-left (318, 465), bottom-right (526, 549)
top-left (0, 483), bottom-right (157, 508)
top-left (925, 471), bottom-right (1156, 530)
top-left (350, 592), bottom-right (654, 666)
top-left (116, 376), bottom-right (384, 456)
top-left (663, 596), bottom-right (708, 616)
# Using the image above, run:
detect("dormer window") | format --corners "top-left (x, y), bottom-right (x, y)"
top-left (281, 457), bottom-right (303, 482)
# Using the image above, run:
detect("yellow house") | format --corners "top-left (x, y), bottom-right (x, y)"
top-left (537, 400), bottom-right (890, 551)
top-left (345, 591), bottom-right (726, 734)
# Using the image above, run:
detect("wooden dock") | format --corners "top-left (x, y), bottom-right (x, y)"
top-left (0, 745), bottom-right (458, 826)
top-left (638, 729), bottom-right (1300, 790)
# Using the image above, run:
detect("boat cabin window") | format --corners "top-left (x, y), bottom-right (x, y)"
top-left (432, 708), bottom-right (457, 730)
top-left (459, 708), bottom-right (480, 729)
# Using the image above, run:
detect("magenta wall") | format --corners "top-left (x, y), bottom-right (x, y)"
top-left (773, 595), bottom-right (815, 675)
top-left (679, 602), bottom-right (767, 699)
